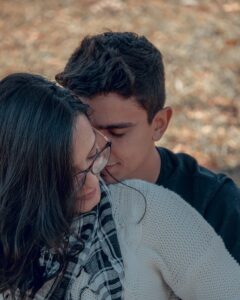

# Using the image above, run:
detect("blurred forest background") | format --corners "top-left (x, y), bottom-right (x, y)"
top-left (0, 0), bottom-right (239, 184)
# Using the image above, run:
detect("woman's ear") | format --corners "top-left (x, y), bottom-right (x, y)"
top-left (151, 106), bottom-right (173, 141)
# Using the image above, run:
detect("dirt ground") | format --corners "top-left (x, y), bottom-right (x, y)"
top-left (0, 0), bottom-right (239, 184)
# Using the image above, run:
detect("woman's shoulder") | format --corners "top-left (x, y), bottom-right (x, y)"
top-left (108, 179), bottom-right (169, 224)
top-left (109, 179), bottom-right (201, 223)
top-left (109, 179), bottom-right (218, 253)
top-left (108, 179), bottom-right (175, 210)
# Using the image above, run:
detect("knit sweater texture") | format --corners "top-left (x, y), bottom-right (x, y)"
top-left (2, 180), bottom-right (240, 299)
top-left (71, 180), bottom-right (240, 300)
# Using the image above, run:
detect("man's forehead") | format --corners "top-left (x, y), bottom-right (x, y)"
top-left (86, 93), bottom-right (140, 110)
top-left (83, 93), bottom-right (147, 127)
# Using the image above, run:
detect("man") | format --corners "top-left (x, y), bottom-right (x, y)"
top-left (56, 31), bottom-right (240, 263)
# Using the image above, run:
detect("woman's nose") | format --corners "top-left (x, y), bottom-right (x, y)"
top-left (82, 171), bottom-right (99, 191)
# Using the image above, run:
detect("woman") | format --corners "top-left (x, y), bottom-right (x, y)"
top-left (0, 73), bottom-right (124, 299)
top-left (0, 73), bottom-right (239, 300)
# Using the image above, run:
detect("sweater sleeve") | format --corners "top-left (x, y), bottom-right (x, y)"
top-left (178, 235), bottom-right (240, 300)
top-left (110, 180), bottom-right (240, 300)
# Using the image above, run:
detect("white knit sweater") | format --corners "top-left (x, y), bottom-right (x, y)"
top-left (2, 180), bottom-right (239, 300)
top-left (70, 179), bottom-right (240, 300)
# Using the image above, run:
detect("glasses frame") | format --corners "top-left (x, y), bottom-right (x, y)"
top-left (74, 140), bottom-right (112, 188)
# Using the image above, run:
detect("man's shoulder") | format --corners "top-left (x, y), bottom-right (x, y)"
top-left (156, 147), bottom-right (239, 212)
top-left (158, 147), bottom-right (220, 177)
top-left (157, 146), bottom-right (235, 189)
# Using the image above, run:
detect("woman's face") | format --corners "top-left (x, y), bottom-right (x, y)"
top-left (72, 115), bottom-right (101, 213)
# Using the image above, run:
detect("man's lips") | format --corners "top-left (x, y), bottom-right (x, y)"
top-left (103, 163), bottom-right (118, 173)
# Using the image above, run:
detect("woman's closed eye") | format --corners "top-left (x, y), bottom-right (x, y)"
top-left (72, 149), bottom-right (98, 176)
top-left (87, 147), bottom-right (99, 160)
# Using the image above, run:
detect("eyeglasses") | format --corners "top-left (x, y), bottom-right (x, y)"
top-left (73, 130), bottom-right (111, 189)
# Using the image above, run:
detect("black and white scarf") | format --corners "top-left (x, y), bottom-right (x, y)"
top-left (28, 181), bottom-right (124, 300)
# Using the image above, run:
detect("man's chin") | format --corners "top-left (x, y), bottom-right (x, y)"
top-left (101, 172), bottom-right (120, 184)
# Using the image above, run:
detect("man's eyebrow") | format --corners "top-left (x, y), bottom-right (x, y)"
top-left (97, 123), bottom-right (135, 130)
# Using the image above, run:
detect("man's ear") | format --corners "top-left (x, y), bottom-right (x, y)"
top-left (151, 106), bottom-right (173, 141)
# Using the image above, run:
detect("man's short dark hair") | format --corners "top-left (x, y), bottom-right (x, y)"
top-left (56, 31), bottom-right (166, 122)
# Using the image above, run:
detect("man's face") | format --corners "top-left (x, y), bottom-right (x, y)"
top-left (85, 93), bottom-right (163, 183)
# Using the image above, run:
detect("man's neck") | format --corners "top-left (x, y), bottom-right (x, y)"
top-left (133, 147), bottom-right (161, 183)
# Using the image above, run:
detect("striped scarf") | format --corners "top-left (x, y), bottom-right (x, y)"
top-left (21, 181), bottom-right (124, 300)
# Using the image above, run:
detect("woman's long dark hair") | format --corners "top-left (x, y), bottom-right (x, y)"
top-left (0, 73), bottom-right (88, 295)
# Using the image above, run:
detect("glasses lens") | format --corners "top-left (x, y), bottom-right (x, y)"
top-left (92, 143), bottom-right (111, 174)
